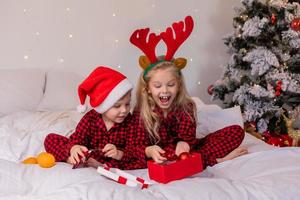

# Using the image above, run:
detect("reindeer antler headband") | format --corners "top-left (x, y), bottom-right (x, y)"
top-left (130, 16), bottom-right (194, 77)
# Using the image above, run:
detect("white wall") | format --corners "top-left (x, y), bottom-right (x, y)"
top-left (0, 0), bottom-right (240, 104)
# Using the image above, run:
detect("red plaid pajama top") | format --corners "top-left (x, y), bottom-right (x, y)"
top-left (44, 109), bottom-right (146, 170)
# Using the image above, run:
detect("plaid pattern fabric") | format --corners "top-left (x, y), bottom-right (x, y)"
top-left (131, 107), bottom-right (244, 170)
top-left (195, 125), bottom-right (245, 169)
top-left (44, 109), bottom-right (147, 170)
top-left (131, 107), bottom-right (198, 156)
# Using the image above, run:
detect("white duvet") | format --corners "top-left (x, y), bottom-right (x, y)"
top-left (0, 111), bottom-right (300, 200)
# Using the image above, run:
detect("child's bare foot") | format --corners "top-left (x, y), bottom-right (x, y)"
top-left (216, 147), bottom-right (248, 163)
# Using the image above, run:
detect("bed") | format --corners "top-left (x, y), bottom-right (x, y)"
top-left (1, 68), bottom-right (300, 200)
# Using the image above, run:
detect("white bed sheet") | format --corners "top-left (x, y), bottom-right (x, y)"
top-left (0, 111), bottom-right (300, 200)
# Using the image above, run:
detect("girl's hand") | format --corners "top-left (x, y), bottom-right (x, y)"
top-left (103, 143), bottom-right (124, 160)
top-left (145, 145), bottom-right (167, 163)
top-left (175, 141), bottom-right (190, 156)
top-left (69, 145), bottom-right (88, 165)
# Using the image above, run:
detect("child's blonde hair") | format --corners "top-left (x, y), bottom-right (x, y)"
top-left (135, 61), bottom-right (197, 144)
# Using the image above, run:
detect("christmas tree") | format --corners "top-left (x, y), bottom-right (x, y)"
top-left (211, 0), bottom-right (300, 134)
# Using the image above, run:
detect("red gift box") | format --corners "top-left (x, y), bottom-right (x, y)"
top-left (147, 153), bottom-right (203, 184)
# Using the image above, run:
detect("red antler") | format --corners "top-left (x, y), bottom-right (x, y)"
top-left (130, 28), bottom-right (161, 63)
top-left (160, 16), bottom-right (194, 61)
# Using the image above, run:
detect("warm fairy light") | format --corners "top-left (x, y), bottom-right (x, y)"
top-left (197, 81), bottom-right (201, 85)
top-left (190, 58), bottom-right (193, 62)
top-left (36, 32), bottom-right (40, 36)
top-left (117, 65), bottom-right (121, 69)
top-left (69, 34), bottom-right (73, 38)
top-left (66, 8), bottom-right (70, 11)
top-left (59, 58), bottom-right (64, 63)
top-left (23, 9), bottom-right (27, 13)
top-left (115, 39), bottom-right (119, 43)
top-left (112, 13), bottom-right (116, 17)
top-left (24, 55), bottom-right (29, 60)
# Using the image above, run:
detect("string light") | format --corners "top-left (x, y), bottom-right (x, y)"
top-left (24, 55), bottom-right (29, 60)
top-left (23, 9), bottom-right (27, 13)
top-left (68, 34), bottom-right (73, 38)
top-left (115, 39), bottom-right (119, 43)
top-left (36, 32), bottom-right (40, 36)
top-left (66, 7), bottom-right (70, 12)
top-left (59, 58), bottom-right (64, 63)
top-left (117, 65), bottom-right (121, 69)
top-left (112, 13), bottom-right (116, 17)
top-left (197, 81), bottom-right (201, 85)
top-left (190, 58), bottom-right (193, 62)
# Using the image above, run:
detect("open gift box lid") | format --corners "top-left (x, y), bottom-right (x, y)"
top-left (147, 152), bottom-right (203, 184)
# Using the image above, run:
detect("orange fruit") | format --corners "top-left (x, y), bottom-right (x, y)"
top-left (37, 152), bottom-right (56, 168)
top-left (22, 157), bottom-right (38, 164)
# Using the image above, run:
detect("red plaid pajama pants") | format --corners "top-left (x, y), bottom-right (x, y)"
top-left (44, 133), bottom-right (70, 162)
top-left (195, 125), bottom-right (245, 169)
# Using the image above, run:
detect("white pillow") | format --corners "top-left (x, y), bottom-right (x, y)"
top-left (192, 97), bottom-right (244, 138)
top-left (0, 68), bottom-right (45, 116)
top-left (37, 70), bottom-right (83, 111)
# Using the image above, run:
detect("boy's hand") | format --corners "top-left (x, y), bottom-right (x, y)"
top-left (69, 145), bottom-right (88, 165)
top-left (145, 145), bottom-right (167, 163)
top-left (175, 141), bottom-right (190, 156)
top-left (103, 143), bottom-right (124, 160)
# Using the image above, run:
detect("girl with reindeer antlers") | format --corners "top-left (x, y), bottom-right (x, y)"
top-left (130, 16), bottom-right (248, 169)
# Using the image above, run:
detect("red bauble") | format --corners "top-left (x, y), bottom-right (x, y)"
top-left (207, 84), bottom-right (214, 95)
top-left (291, 18), bottom-right (300, 31)
top-left (178, 152), bottom-right (190, 160)
top-left (275, 91), bottom-right (281, 96)
top-left (267, 137), bottom-right (284, 147)
top-left (163, 152), bottom-right (178, 161)
top-left (271, 13), bottom-right (276, 25)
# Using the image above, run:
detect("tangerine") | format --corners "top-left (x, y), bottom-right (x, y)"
top-left (37, 152), bottom-right (56, 168)
top-left (22, 157), bottom-right (38, 164)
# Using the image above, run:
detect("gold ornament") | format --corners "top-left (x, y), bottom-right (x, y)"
top-left (283, 114), bottom-right (300, 146)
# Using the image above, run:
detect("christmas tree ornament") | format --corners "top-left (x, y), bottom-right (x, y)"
top-left (163, 152), bottom-right (178, 161)
top-left (292, 106), bottom-right (300, 129)
top-left (283, 114), bottom-right (300, 146)
top-left (271, 13), bottom-right (277, 24)
top-left (178, 152), bottom-right (190, 160)
top-left (291, 18), bottom-right (300, 31)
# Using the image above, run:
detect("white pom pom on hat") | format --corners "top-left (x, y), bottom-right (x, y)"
top-left (77, 66), bottom-right (133, 114)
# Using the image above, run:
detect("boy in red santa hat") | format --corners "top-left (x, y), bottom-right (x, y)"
top-left (44, 66), bottom-right (146, 170)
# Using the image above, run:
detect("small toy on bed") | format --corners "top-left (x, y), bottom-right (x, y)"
top-left (147, 152), bottom-right (203, 184)
top-left (22, 152), bottom-right (56, 168)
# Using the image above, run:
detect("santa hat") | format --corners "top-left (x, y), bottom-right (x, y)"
top-left (77, 66), bottom-right (133, 113)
